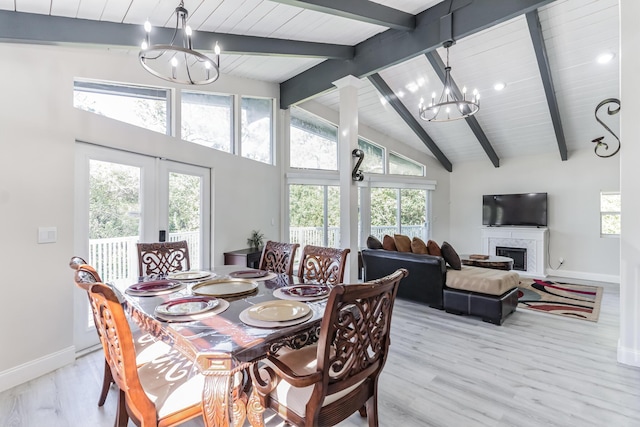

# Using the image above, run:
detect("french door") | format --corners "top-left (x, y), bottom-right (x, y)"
top-left (73, 143), bottom-right (210, 351)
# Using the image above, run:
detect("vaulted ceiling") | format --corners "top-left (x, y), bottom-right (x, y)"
top-left (0, 0), bottom-right (620, 171)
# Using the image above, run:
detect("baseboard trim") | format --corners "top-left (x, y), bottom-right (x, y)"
top-left (617, 341), bottom-right (640, 367)
top-left (0, 346), bottom-right (75, 393)
top-left (544, 268), bottom-right (619, 284)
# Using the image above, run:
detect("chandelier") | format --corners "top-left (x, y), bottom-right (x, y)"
top-left (418, 41), bottom-right (479, 122)
top-left (139, 1), bottom-right (221, 85)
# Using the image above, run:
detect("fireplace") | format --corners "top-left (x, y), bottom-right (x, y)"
top-left (496, 246), bottom-right (527, 271)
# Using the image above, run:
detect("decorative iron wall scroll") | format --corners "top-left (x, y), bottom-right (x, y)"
top-left (352, 149), bottom-right (364, 181)
top-left (591, 98), bottom-right (620, 158)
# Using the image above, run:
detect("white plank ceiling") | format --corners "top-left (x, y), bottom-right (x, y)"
top-left (0, 0), bottom-right (620, 168)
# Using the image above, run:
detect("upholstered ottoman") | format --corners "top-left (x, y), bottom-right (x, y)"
top-left (443, 266), bottom-right (519, 325)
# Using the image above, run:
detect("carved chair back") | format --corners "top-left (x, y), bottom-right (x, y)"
top-left (88, 282), bottom-right (159, 424)
top-left (259, 241), bottom-right (300, 275)
top-left (250, 268), bottom-right (408, 427)
top-left (137, 240), bottom-right (190, 276)
top-left (297, 245), bottom-right (350, 285)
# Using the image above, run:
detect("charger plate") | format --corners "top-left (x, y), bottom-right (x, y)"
top-left (167, 270), bottom-right (214, 281)
top-left (273, 286), bottom-right (330, 302)
top-left (239, 307), bottom-right (313, 328)
top-left (125, 280), bottom-right (185, 297)
top-left (155, 298), bottom-right (229, 322)
top-left (192, 278), bottom-right (258, 298)
top-left (248, 300), bottom-right (311, 322)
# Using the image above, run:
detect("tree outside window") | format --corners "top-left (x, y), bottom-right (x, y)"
top-left (600, 192), bottom-right (621, 236)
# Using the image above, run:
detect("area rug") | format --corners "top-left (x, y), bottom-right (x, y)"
top-left (517, 279), bottom-right (603, 322)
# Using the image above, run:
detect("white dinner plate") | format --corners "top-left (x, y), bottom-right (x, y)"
top-left (155, 296), bottom-right (219, 316)
top-left (248, 300), bottom-right (311, 322)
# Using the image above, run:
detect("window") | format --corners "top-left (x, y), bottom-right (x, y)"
top-left (389, 152), bottom-right (424, 176)
top-left (74, 80), bottom-right (170, 134)
top-left (289, 184), bottom-right (340, 248)
top-left (290, 107), bottom-right (338, 170)
top-left (370, 187), bottom-right (428, 240)
top-left (600, 192), bottom-right (620, 236)
top-left (358, 137), bottom-right (384, 174)
top-left (181, 91), bottom-right (232, 152)
top-left (241, 96), bottom-right (273, 164)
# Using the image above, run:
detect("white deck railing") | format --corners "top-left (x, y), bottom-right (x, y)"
top-left (89, 226), bottom-right (425, 281)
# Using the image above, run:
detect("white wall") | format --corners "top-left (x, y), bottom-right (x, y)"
top-left (0, 42), bottom-right (281, 388)
top-left (618, 0), bottom-right (640, 367)
top-left (449, 148), bottom-right (620, 282)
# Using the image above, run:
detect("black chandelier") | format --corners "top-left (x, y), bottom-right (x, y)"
top-left (418, 41), bottom-right (479, 122)
top-left (139, 1), bottom-right (221, 85)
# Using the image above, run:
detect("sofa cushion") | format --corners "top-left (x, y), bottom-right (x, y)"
top-left (446, 266), bottom-right (519, 296)
top-left (394, 234), bottom-right (412, 252)
top-left (382, 235), bottom-right (397, 251)
top-left (441, 241), bottom-right (461, 270)
top-left (366, 235), bottom-right (383, 250)
top-left (411, 237), bottom-right (429, 254)
top-left (427, 240), bottom-right (442, 257)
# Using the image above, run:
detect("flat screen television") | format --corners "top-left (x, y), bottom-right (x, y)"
top-left (482, 193), bottom-right (547, 227)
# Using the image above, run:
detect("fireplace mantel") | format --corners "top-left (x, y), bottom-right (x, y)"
top-left (481, 227), bottom-right (548, 277)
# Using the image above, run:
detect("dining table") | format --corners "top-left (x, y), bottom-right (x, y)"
top-left (114, 265), bottom-right (329, 427)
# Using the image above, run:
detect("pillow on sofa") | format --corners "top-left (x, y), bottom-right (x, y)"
top-left (411, 237), bottom-right (429, 254)
top-left (394, 234), bottom-right (412, 252)
top-left (382, 235), bottom-right (397, 251)
top-left (441, 241), bottom-right (462, 270)
top-left (427, 240), bottom-right (442, 257)
top-left (366, 235), bottom-right (384, 249)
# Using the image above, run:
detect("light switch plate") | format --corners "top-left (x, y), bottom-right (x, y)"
top-left (38, 226), bottom-right (57, 244)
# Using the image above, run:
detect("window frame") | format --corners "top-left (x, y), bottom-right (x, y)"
top-left (388, 151), bottom-right (425, 176)
top-left (289, 106), bottom-right (339, 171)
top-left (180, 90), bottom-right (234, 153)
top-left (240, 95), bottom-right (275, 165)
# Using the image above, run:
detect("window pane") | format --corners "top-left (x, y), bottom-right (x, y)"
top-left (74, 81), bottom-right (169, 134)
top-left (601, 193), bottom-right (621, 211)
top-left (358, 138), bottom-right (384, 174)
top-left (168, 172), bottom-right (202, 269)
top-left (370, 187), bottom-right (398, 239)
top-left (290, 107), bottom-right (338, 170)
top-left (601, 214), bottom-right (621, 235)
top-left (327, 186), bottom-right (340, 247)
top-left (389, 152), bottom-right (424, 176)
top-left (400, 189), bottom-right (426, 238)
top-left (289, 185), bottom-right (325, 247)
top-left (182, 92), bottom-right (232, 152)
top-left (241, 97), bottom-right (273, 164)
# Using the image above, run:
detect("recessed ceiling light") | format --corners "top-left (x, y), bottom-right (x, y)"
top-left (493, 82), bottom-right (506, 91)
top-left (597, 52), bottom-right (615, 64)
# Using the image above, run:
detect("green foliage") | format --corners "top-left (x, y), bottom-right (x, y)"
top-left (247, 230), bottom-right (264, 249)
top-left (168, 173), bottom-right (201, 233)
top-left (89, 161), bottom-right (140, 239)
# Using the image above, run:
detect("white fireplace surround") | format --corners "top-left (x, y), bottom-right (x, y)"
top-left (481, 227), bottom-right (548, 277)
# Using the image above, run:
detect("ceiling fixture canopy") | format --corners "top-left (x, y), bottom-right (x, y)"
top-left (418, 41), bottom-right (479, 122)
top-left (139, 1), bottom-right (221, 85)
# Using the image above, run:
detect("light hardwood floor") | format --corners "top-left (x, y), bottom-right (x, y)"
top-left (1, 277), bottom-right (639, 427)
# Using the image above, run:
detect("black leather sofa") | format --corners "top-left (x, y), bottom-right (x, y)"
top-left (361, 248), bottom-right (518, 325)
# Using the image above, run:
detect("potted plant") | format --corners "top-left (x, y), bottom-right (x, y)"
top-left (247, 230), bottom-right (264, 250)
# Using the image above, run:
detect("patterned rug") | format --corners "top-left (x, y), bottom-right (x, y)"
top-left (517, 279), bottom-right (603, 322)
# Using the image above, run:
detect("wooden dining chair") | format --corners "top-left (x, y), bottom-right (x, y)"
top-left (259, 241), bottom-right (300, 275)
top-left (70, 257), bottom-right (173, 408)
top-left (69, 256), bottom-right (113, 407)
top-left (248, 268), bottom-right (408, 427)
top-left (137, 240), bottom-right (190, 276)
top-left (88, 282), bottom-right (205, 427)
top-left (297, 245), bottom-right (350, 286)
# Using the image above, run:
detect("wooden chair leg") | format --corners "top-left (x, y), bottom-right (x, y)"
top-left (366, 396), bottom-right (379, 427)
top-left (115, 389), bottom-right (129, 427)
top-left (98, 358), bottom-right (113, 407)
top-left (358, 405), bottom-right (367, 417)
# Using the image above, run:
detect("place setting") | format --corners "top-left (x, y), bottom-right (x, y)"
top-left (166, 270), bottom-right (215, 282)
top-left (228, 269), bottom-right (277, 281)
top-left (154, 295), bottom-right (229, 322)
top-left (272, 284), bottom-right (331, 302)
top-left (125, 278), bottom-right (186, 297)
top-left (239, 300), bottom-right (313, 328)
